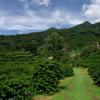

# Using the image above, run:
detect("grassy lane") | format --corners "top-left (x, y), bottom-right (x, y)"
top-left (33, 68), bottom-right (100, 100)
top-left (65, 68), bottom-right (93, 100)
top-left (33, 77), bottom-right (73, 100)
top-left (52, 77), bottom-right (74, 100)
top-left (52, 68), bottom-right (100, 100)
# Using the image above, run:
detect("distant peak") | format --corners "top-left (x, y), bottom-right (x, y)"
top-left (83, 21), bottom-right (91, 25)
top-left (49, 27), bottom-right (57, 30)
top-left (46, 27), bottom-right (57, 31)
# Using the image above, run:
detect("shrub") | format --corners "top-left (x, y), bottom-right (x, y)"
top-left (0, 62), bottom-right (34, 99)
top-left (32, 60), bottom-right (64, 95)
top-left (80, 44), bottom-right (97, 59)
top-left (88, 65), bottom-right (100, 86)
top-left (63, 64), bottom-right (74, 77)
top-left (0, 77), bottom-right (33, 100)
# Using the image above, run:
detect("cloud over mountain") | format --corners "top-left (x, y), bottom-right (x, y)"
top-left (83, 0), bottom-right (100, 22)
top-left (0, 0), bottom-right (100, 34)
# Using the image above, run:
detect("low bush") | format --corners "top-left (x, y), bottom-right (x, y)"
top-left (63, 64), bottom-right (74, 77)
top-left (88, 65), bottom-right (100, 86)
top-left (79, 49), bottom-right (100, 86)
top-left (32, 60), bottom-right (64, 95)
top-left (0, 62), bottom-right (34, 99)
top-left (0, 77), bottom-right (33, 100)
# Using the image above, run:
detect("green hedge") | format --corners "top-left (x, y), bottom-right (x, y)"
top-left (88, 65), bottom-right (100, 86)
top-left (0, 59), bottom-right (74, 99)
top-left (63, 64), bottom-right (74, 77)
top-left (0, 77), bottom-right (33, 99)
top-left (0, 62), bottom-right (34, 99)
top-left (32, 60), bottom-right (64, 95)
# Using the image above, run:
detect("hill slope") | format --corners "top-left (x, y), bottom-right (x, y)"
top-left (0, 21), bottom-right (100, 53)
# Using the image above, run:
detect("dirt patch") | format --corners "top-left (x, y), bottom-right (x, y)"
top-left (32, 96), bottom-right (52, 100)
top-left (93, 96), bottom-right (99, 100)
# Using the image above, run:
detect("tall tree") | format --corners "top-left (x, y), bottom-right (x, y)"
top-left (39, 32), bottom-right (68, 60)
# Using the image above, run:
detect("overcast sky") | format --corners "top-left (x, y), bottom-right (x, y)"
top-left (0, 0), bottom-right (100, 34)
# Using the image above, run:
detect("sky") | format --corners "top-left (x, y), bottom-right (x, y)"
top-left (0, 0), bottom-right (100, 35)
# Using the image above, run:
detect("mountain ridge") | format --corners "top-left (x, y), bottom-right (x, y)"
top-left (0, 21), bottom-right (100, 52)
top-left (0, 21), bottom-right (100, 36)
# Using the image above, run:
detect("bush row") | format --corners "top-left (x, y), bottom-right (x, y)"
top-left (79, 49), bottom-right (100, 86)
top-left (88, 65), bottom-right (100, 86)
top-left (0, 60), bottom-right (74, 99)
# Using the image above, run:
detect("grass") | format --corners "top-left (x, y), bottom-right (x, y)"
top-left (33, 68), bottom-right (100, 100)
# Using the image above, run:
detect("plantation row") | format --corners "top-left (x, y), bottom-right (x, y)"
top-left (0, 52), bottom-right (34, 61)
top-left (0, 60), bottom-right (73, 99)
top-left (78, 47), bottom-right (100, 86)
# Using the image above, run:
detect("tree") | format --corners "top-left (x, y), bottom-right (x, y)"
top-left (80, 43), bottom-right (97, 58)
top-left (23, 41), bottom-right (37, 54)
top-left (39, 32), bottom-right (68, 60)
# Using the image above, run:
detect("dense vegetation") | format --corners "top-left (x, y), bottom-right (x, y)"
top-left (0, 60), bottom-right (74, 99)
top-left (0, 21), bottom-right (100, 53)
top-left (32, 60), bottom-right (64, 95)
top-left (0, 21), bottom-right (100, 99)
top-left (0, 62), bottom-right (34, 99)
top-left (78, 44), bottom-right (100, 86)
top-left (88, 65), bottom-right (100, 86)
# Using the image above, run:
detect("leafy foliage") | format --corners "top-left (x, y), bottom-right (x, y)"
top-left (87, 50), bottom-right (100, 86)
top-left (0, 21), bottom-right (100, 98)
top-left (80, 43), bottom-right (98, 58)
top-left (38, 32), bottom-right (68, 60)
top-left (0, 21), bottom-right (100, 53)
top-left (0, 52), bottom-right (34, 62)
top-left (78, 46), bottom-right (100, 86)
top-left (63, 64), bottom-right (74, 77)
top-left (0, 77), bottom-right (33, 99)
top-left (32, 60), bottom-right (64, 95)
top-left (0, 62), bottom-right (34, 99)
top-left (88, 65), bottom-right (100, 86)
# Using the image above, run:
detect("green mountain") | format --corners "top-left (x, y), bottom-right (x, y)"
top-left (0, 21), bottom-right (100, 53)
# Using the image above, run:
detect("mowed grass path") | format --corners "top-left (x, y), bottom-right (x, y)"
top-left (33, 68), bottom-right (100, 100)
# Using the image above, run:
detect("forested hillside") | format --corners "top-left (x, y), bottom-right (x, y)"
top-left (0, 21), bottom-right (100, 53)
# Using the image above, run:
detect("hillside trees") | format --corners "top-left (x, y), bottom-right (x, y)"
top-left (87, 50), bottom-right (100, 86)
top-left (23, 41), bottom-right (37, 54)
top-left (79, 44), bottom-right (100, 86)
top-left (0, 35), bottom-right (38, 55)
top-left (80, 42), bottom-right (99, 59)
top-left (39, 32), bottom-right (69, 60)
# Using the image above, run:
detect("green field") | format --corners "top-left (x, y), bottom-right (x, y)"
top-left (34, 68), bottom-right (100, 100)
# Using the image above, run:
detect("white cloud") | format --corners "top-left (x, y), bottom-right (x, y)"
top-left (19, 0), bottom-right (51, 6)
top-left (32, 0), bottom-right (51, 6)
top-left (0, 0), bottom-right (85, 34)
top-left (0, 11), bottom-right (49, 31)
top-left (0, 8), bottom-right (84, 33)
top-left (50, 10), bottom-right (83, 25)
top-left (19, 0), bottom-right (26, 2)
top-left (83, 0), bottom-right (100, 20)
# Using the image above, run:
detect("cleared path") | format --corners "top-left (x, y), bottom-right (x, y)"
top-left (52, 68), bottom-right (100, 100)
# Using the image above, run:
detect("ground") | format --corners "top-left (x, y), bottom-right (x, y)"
top-left (33, 68), bottom-right (100, 100)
